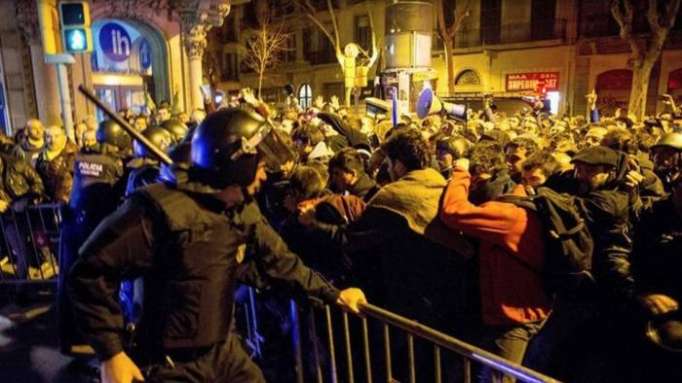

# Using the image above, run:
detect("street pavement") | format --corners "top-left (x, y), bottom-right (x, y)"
top-left (0, 293), bottom-right (98, 382)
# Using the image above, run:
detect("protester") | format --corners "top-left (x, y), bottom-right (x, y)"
top-left (2, 83), bottom-right (681, 383)
top-left (35, 125), bottom-right (78, 204)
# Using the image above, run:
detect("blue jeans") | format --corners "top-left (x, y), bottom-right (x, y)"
top-left (477, 319), bottom-right (546, 383)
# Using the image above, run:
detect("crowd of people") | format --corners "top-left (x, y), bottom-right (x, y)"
top-left (260, 91), bottom-right (682, 382)
top-left (3, 87), bottom-right (682, 382)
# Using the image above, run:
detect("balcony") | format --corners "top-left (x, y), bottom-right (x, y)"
top-left (433, 19), bottom-right (568, 51)
top-left (305, 49), bottom-right (338, 66)
top-left (486, 18), bottom-right (568, 45)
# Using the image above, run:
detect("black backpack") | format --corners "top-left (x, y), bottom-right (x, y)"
top-left (498, 187), bottom-right (595, 295)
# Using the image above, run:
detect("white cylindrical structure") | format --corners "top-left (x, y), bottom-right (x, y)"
top-left (384, 1), bottom-right (433, 70)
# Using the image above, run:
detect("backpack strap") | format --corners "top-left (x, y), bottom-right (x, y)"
top-left (495, 194), bottom-right (537, 212)
top-left (492, 194), bottom-right (543, 274)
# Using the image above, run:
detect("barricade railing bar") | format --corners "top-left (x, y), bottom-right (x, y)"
top-left (0, 203), bottom-right (62, 285)
top-left (288, 297), bottom-right (561, 383)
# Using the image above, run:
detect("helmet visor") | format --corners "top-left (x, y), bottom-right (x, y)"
top-left (257, 125), bottom-right (297, 173)
top-left (231, 119), bottom-right (297, 173)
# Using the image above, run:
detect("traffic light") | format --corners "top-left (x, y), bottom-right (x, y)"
top-left (59, 1), bottom-right (93, 53)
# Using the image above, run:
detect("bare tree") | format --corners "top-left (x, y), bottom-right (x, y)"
top-left (435, 0), bottom-right (470, 96)
top-left (296, 0), bottom-right (379, 106)
top-left (610, 0), bottom-right (681, 121)
top-left (242, 0), bottom-right (292, 98)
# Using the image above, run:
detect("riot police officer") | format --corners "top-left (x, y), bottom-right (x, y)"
top-left (125, 127), bottom-right (172, 195)
top-left (161, 118), bottom-right (189, 146)
top-left (68, 108), bottom-right (367, 383)
top-left (58, 119), bottom-right (131, 355)
top-left (651, 131), bottom-right (682, 192)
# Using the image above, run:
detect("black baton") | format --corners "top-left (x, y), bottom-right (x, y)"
top-left (78, 85), bottom-right (173, 165)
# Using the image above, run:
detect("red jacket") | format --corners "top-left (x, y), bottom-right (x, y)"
top-left (440, 169), bottom-right (551, 326)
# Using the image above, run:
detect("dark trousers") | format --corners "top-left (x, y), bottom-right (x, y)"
top-left (142, 335), bottom-right (265, 383)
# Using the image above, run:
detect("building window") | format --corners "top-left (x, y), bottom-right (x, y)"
top-left (531, 0), bottom-right (556, 40)
top-left (304, 24), bottom-right (336, 65)
top-left (222, 52), bottom-right (239, 81)
top-left (480, 0), bottom-right (501, 44)
top-left (318, 24), bottom-right (336, 64)
top-left (595, 69), bottom-right (633, 114)
top-left (668, 68), bottom-right (682, 105)
top-left (298, 83), bottom-right (313, 109)
top-left (455, 70), bottom-right (481, 86)
top-left (355, 14), bottom-right (371, 52)
top-left (283, 32), bottom-right (296, 63)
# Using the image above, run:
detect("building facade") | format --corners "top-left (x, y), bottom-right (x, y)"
top-left (212, 0), bottom-right (682, 117)
top-left (0, 0), bottom-right (234, 136)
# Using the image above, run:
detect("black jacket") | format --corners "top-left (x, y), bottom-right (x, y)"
top-left (68, 176), bottom-right (339, 361)
top-left (308, 169), bottom-right (475, 334)
top-left (0, 153), bottom-right (45, 203)
top-left (543, 171), bottom-right (634, 304)
top-left (125, 158), bottom-right (161, 196)
top-left (632, 197), bottom-right (682, 304)
top-left (582, 190), bottom-right (634, 302)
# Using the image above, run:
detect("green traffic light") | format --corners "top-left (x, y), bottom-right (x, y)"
top-left (65, 28), bottom-right (87, 52)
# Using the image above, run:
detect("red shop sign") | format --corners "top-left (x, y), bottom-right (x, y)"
top-left (506, 72), bottom-right (560, 92)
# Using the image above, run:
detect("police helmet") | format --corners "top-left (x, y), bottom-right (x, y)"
top-left (651, 132), bottom-right (682, 151)
top-left (191, 107), bottom-right (296, 188)
top-left (651, 132), bottom-right (682, 185)
top-left (161, 119), bottom-right (189, 144)
top-left (133, 127), bottom-right (172, 159)
top-left (96, 120), bottom-right (132, 152)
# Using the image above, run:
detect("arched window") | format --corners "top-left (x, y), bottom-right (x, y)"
top-left (298, 84), bottom-right (313, 109)
top-left (455, 70), bottom-right (481, 86)
top-left (596, 69), bottom-right (633, 90)
top-left (595, 69), bottom-right (633, 114)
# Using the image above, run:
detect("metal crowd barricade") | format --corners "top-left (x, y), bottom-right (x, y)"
top-left (0, 203), bottom-right (62, 285)
top-left (289, 297), bottom-right (561, 383)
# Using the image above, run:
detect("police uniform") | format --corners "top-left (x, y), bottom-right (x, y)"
top-left (68, 108), bottom-right (340, 382)
top-left (59, 143), bottom-right (125, 354)
top-left (68, 175), bottom-right (340, 382)
top-left (125, 158), bottom-right (161, 196)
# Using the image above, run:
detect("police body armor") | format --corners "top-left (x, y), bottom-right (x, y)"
top-left (126, 159), bottom-right (161, 196)
top-left (59, 145), bottom-right (125, 355)
top-left (70, 146), bottom-right (124, 216)
top-left (133, 182), bottom-right (258, 352)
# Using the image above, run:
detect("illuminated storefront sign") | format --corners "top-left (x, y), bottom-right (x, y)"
top-left (506, 72), bottom-right (560, 92)
top-left (99, 22), bottom-right (131, 62)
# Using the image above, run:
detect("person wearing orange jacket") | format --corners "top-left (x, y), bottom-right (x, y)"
top-left (440, 151), bottom-right (551, 382)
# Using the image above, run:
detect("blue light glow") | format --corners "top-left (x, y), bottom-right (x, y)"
top-left (66, 29), bottom-right (87, 51)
